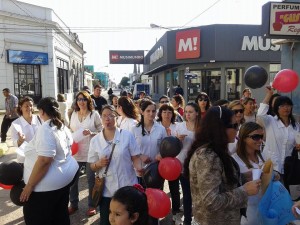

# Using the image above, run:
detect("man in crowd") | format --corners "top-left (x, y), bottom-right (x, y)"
top-left (1, 88), bottom-right (18, 143)
top-left (91, 84), bottom-right (107, 114)
top-left (174, 84), bottom-right (184, 96)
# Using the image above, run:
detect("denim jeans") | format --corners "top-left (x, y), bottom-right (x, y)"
top-left (179, 175), bottom-right (192, 225)
top-left (69, 162), bottom-right (95, 208)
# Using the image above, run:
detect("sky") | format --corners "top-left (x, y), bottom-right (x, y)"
top-left (19, 0), bottom-right (281, 84)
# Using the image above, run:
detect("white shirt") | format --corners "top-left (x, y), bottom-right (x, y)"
top-left (175, 121), bottom-right (195, 165)
top-left (116, 116), bottom-right (137, 132)
top-left (70, 111), bottom-right (102, 162)
top-left (58, 102), bottom-right (69, 127)
top-left (11, 115), bottom-right (41, 163)
top-left (131, 121), bottom-right (167, 162)
top-left (23, 120), bottom-right (79, 192)
top-left (88, 128), bottom-right (140, 197)
top-left (157, 121), bottom-right (178, 136)
top-left (257, 103), bottom-right (300, 173)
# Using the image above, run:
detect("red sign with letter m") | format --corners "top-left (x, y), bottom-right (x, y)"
top-left (176, 29), bottom-right (200, 59)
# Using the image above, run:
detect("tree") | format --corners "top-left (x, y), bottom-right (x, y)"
top-left (119, 76), bottom-right (129, 87)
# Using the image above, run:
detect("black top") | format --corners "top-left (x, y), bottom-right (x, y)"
top-left (91, 95), bottom-right (108, 112)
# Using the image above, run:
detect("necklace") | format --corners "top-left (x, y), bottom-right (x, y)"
top-left (78, 111), bottom-right (88, 122)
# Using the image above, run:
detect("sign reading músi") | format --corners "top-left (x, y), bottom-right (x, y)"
top-left (176, 29), bottom-right (200, 59)
top-left (7, 50), bottom-right (48, 65)
top-left (264, 2), bottom-right (300, 37)
top-left (109, 50), bottom-right (144, 64)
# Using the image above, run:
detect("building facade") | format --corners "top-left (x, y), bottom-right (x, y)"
top-left (143, 24), bottom-right (281, 103)
top-left (0, 0), bottom-right (85, 108)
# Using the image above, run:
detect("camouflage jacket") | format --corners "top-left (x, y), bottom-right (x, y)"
top-left (189, 146), bottom-right (248, 225)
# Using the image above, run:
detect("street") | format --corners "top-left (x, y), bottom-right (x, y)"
top-left (0, 112), bottom-right (176, 225)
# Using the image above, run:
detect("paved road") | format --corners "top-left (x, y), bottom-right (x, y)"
top-left (0, 113), bottom-right (177, 225)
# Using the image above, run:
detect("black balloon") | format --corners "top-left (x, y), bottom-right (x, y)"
top-left (143, 162), bottom-right (165, 189)
top-left (244, 65), bottom-right (268, 89)
top-left (10, 180), bottom-right (25, 206)
top-left (0, 161), bottom-right (23, 185)
top-left (160, 136), bottom-right (182, 158)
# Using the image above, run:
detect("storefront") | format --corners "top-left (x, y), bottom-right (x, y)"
top-left (144, 24), bottom-right (281, 103)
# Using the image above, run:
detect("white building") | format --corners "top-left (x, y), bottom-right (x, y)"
top-left (0, 0), bottom-right (85, 108)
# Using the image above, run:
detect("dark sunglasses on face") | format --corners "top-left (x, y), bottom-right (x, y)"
top-left (233, 109), bottom-right (244, 114)
top-left (160, 100), bottom-right (169, 104)
top-left (247, 134), bottom-right (264, 141)
top-left (77, 98), bottom-right (88, 102)
top-left (226, 123), bottom-right (239, 130)
top-left (198, 97), bottom-right (208, 102)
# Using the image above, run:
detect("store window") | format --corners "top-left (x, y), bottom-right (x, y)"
top-left (13, 64), bottom-right (42, 103)
top-left (269, 64), bottom-right (281, 84)
top-left (56, 58), bottom-right (69, 94)
top-left (226, 68), bottom-right (242, 101)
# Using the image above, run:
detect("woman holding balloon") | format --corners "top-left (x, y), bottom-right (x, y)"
top-left (68, 91), bottom-right (102, 216)
top-left (257, 86), bottom-right (300, 176)
top-left (156, 104), bottom-right (181, 222)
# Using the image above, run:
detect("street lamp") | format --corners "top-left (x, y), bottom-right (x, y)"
top-left (150, 23), bottom-right (172, 31)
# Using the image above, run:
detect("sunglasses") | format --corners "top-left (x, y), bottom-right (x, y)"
top-left (160, 101), bottom-right (169, 104)
top-left (198, 98), bottom-right (208, 102)
top-left (247, 134), bottom-right (264, 141)
top-left (233, 109), bottom-right (244, 114)
top-left (226, 123), bottom-right (239, 130)
top-left (77, 98), bottom-right (88, 102)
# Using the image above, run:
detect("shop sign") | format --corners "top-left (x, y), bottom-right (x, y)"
top-left (7, 50), bottom-right (48, 65)
top-left (262, 2), bottom-right (300, 37)
top-left (241, 36), bottom-right (280, 51)
top-left (109, 50), bottom-right (144, 64)
top-left (176, 29), bottom-right (200, 59)
top-left (150, 46), bottom-right (163, 64)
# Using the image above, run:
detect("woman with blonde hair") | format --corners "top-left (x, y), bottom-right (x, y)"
top-left (68, 91), bottom-right (102, 216)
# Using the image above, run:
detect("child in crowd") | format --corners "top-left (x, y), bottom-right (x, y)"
top-left (109, 185), bottom-right (149, 225)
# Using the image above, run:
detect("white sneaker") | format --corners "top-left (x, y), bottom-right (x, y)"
top-left (173, 213), bottom-right (183, 225)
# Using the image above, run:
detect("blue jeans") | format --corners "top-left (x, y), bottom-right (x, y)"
top-left (69, 162), bottom-right (95, 208)
top-left (180, 175), bottom-right (192, 225)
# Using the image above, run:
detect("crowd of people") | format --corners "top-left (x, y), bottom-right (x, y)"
top-left (1, 85), bottom-right (300, 225)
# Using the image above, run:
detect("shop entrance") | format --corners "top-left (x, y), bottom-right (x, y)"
top-left (225, 68), bottom-right (242, 101)
top-left (187, 69), bottom-right (221, 102)
top-left (13, 64), bottom-right (42, 103)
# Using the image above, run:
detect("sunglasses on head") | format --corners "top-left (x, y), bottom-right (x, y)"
top-left (226, 123), bottom-right (239, 130)
top-left (247, 134), bottom-right (264, 141)
top-left (233, 109), bottom-right (244, 114)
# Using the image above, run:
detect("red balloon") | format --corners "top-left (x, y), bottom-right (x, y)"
top-left (0, 183), bottom-right (13, 190)
top-left (145, 188), bottom-right (171, 218)
top-left (158, 157), bottom-right (182, 181)
top-left (71, 142), bottom-right (79, 155)
top-left (272, 69), bottom-right (299, 93)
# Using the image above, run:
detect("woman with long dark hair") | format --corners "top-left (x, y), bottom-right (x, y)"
top-left (68, 91), bottom-right (102, 216)
top-left (20, 97), bottom-right (78, 225)
top-left (116, 96), bottom-right (139, 131)
top-left (257, 87), bottom-right (300, 176)
top-left (195, 92), bottom-right (211, 118)
top-left (184, 106), bottom-right (260, 225)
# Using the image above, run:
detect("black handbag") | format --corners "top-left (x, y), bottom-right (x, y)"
top-left (283, 147), bottom-right (300, 191)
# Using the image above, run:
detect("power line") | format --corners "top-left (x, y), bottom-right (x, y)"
top-left (180, 0), bottom-right (223, 28)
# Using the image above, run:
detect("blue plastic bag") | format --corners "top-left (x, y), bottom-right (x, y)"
top-left (258, 180), bottom-right (296, 225)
